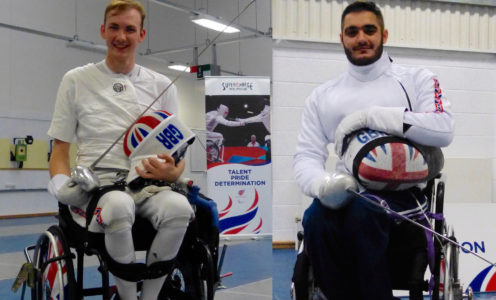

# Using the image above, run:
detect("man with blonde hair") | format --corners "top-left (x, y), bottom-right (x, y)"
top-left (104, 0), bottom-right (146, 29)
top-left (47, 1), bottom-right (193, 299)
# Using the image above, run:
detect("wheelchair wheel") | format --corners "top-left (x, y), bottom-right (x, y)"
top-left (291, 239), bottom-right (325, 300)
top-left (31, 225), bottom-right (76, 300)
top-left (440, 227), bottom-right (463, 300)
top-left (291, 265), bottom-right (318, 300)
top-left (160, 242), bottom-right (215, 300)
top-left (160, 259), bottom-right (206, 300)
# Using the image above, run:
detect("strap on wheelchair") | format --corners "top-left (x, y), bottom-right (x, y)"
top-left (103, 253), bottom-right (174, 282)
top-left (128, 177), bottom-right (167, 192)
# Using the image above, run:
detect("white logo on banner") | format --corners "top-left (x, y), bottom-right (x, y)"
top-left (221, 81), bottom-right (254, 91)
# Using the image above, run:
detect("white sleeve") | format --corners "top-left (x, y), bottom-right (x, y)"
top-left (293, 91), bottom-right (331, 198)
top-left (161, 82), bottom-right (178, 115)
top-left (216, 116), bottom-right (243, 127)
top-left (239, 106), bottom-right (269, 123)
top-left (239, 114), bottom-right (262, 123)
top-left (47, 71), bottom-right (78, 142)
top-left (403, 70), bottom-right (454, 147)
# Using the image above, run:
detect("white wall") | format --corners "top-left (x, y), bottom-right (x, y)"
top-left (0, 0), bottom-right (271, 217)
top-left (272, 0), bottom-right (496, 53)
top-left (272, 40), bottom-right (496, 242)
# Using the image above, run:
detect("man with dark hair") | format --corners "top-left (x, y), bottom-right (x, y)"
top-left (340, 1), bottom-right (385, 66)
top-left (341, 1), bottom-right (385, 31)
top-left (293, 1), bottom-right (454, 299)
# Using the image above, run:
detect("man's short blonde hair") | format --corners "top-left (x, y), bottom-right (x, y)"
top-left (104, 0), bottom-right (146, 29)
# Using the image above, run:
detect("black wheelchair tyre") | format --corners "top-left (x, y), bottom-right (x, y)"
top-left (31, 225), bottom-right (77, 300)
top-left (291, 245), bottom-right (324, 300)
top-left (160, 256), bottom-right (203, 300)
top-left (159, 241), bottom-right (215, 300)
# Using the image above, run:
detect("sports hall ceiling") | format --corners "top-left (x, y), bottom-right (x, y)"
top-left (1, 0), bottom-right (272, 76)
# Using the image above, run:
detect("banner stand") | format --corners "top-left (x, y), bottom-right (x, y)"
top-left (204, 76), bottom-right (272, 238)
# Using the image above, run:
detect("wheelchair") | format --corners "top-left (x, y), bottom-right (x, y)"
top-left (22, 180), bottom-right (220, 300)
top-left (290, 175), bottom-right (473, 300)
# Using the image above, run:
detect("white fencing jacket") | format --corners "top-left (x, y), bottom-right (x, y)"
top-left (48, 61), bottom-right (178, 170)
top-left (293, 52), bottom-right (454, 198)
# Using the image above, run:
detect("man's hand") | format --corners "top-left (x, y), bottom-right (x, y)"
top-left (135, 153), bottom-right (184, 183)
top-left (334, 106), bottom-right (406, 157)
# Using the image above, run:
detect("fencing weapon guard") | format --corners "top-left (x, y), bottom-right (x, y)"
top-left (71, 165), bottom-right (100, 191)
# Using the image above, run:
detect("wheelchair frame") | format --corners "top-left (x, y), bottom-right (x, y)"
top-left (290, 176), bottom-right (473, 300)
top-left (22, 184), bottom-right (221, 300)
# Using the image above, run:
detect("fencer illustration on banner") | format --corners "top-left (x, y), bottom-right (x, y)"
top-left (204, 76), bottom-right (271, 236)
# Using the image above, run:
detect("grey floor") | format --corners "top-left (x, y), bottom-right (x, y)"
top-left (0, 216), bottom-right (271, 300)
top-left (215, 278), bottom-right (272, 300)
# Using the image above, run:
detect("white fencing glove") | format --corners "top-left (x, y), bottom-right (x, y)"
top-left (334, 106), bottom-right (406, 158)
top-left (47, 166), bottom-right (99, 207)
top-left (48, 174), bottom-right (89, 207)
top-left (311, 173), bottom-right (359, 210)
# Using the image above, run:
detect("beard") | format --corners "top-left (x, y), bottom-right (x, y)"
top-left (344, 40), bottom-right (384, 66)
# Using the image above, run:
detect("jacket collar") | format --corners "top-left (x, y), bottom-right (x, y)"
top-left (347, 51), bottom-right (391, 82)
top-left (96, 60), bottom-right (140, 79)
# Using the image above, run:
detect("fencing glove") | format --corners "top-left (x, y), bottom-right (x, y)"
top-left (48, 174), bottom-right (89, 207)
top-left (311, 172), bottom-right (359, 210)
top-left (334, 106), bottom-right (406, 158)
top-left (47, 166), bottom-right (99, 207)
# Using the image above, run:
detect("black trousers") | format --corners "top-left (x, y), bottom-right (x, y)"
top-left (302, 195), bottom-right (427, 300)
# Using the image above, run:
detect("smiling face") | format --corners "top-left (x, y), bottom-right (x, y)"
top-left (100, 7), bottom-right (145, 73)
top-left (340, 11), bottom-right (388, 66)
